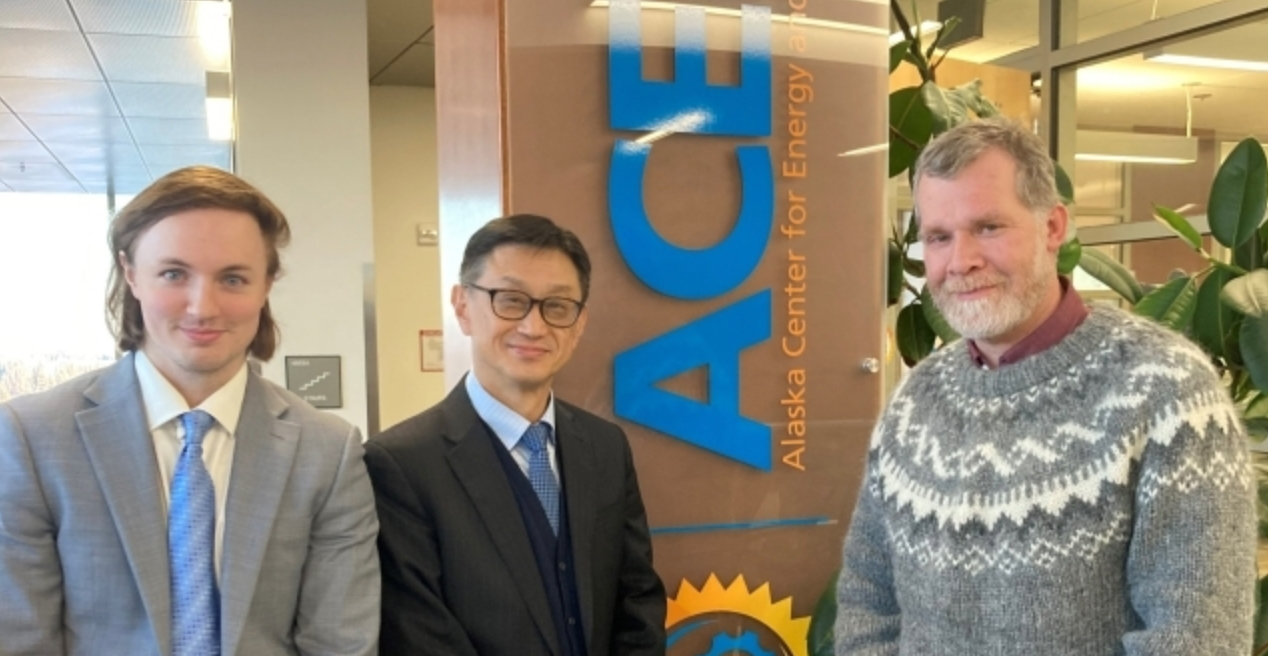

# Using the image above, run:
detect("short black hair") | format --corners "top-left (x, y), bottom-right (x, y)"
top-left (459, 214), bottom-right (592, 301)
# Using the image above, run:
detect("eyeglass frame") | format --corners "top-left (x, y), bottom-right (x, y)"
top-left (463, 283), bottom-right (587, 328)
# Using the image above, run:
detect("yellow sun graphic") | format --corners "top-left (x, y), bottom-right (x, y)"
top-left (666, 574), bottom-right (810, 656)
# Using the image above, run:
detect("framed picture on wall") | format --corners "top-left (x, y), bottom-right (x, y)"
top-left (420, 329), bottom-right (443, 372)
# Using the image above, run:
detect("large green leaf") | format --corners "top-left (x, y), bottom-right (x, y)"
top-left (903, 257), bottom-right (926, 277)
top-left (1194, 268), bottom-right (1238, 360)
top-left (887, 241), bottom-right (904, 306)
top-left (806, 570), bottom-right (838, 656)
top-left (889, 40), bottom-right (909, 74)
top-left (1078, 248), bottom-right (1145, 303)
top-left (945, 79), bottom-right (998, 119)
top-left (889, 86), bottom-right (934, 178)
top-left (897, 302), bottom-right (937, 365)
top-left (1222, 269), bottom-right (1268, 318)
top-left (1246, 393), bottom-right (1268, 419)
top-left (920, 81), bottom-right (954, 134)
top-left (1153, 204), bottom-right (1203, 251)
top-left (919, 285), bottom-right (960, 344)
top-left (1054, 162), bottom-right (1074, 205)
top-left (1236, 231), bottom-right (1264, 271)
top-left (1057, 239), bottom-right (1082, 276)
top-left (1134, 276), bottom-right (1197, 332)
top-left (1209, 137), bottom-right (1268, 249)
top-left (1243, 314), bottom-right (1268, 395)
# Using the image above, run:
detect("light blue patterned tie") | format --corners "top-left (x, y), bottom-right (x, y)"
top-left (170, 410), bottom-right (220, 656)
top-left (522, 422), bottom-right (560, 534)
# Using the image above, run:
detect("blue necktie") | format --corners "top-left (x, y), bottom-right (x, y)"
top-left (170, 410), bottom-right (220, 656)
top-left (522, 422), bottom-right (560, 534)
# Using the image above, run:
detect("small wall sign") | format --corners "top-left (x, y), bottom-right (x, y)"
top-left (285, 356), bottom-right (342, 408)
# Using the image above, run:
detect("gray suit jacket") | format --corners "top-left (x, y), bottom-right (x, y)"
top-left (0, 354), bottom-right (380, 656)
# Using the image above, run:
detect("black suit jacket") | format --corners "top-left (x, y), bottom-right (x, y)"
top-left (364, 381), bottom-right (666, 656)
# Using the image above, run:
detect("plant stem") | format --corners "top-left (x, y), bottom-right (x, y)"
top-left (890, 0), bottom-right (933, 81)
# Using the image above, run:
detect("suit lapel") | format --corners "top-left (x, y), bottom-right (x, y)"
top-left (556, 405), bottom-right (597, 645)
top-left (219, 373), bottom-right (299, 656)
top-left (443, 384), bottom-right (562, 656)
top-left (76, 355), bottom-right (173, 655)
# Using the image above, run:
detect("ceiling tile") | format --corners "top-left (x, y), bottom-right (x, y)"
top-left (23, 114), bottom-right (132, 143)
top-left (112, 81), bottom-right (205, 118)
top-left (0, 113), bottom-right (37, 141)
top-left (0, 78), bottom-right (118, 116)
top-left (139, 142), bottom-right (231, 173)
top-left (0, 140), bottom-right (57, 163)
top-left (88, 33), bottom-right (220, 84)
top-left (0, 0), bottom-right (78, 31)
top-left (0, 28), bottom-right (100, 80)
top-left (371, 43), bottom-right (435, 87)
top-left (80, 174), bottom-right (153, 195)
top-left (44, 140), bottom-right (147, 169)
top-left (2, 177), bottom-right (84, 193)
top-left (0, 159), bottom-right (76, 184)
top-left (72, 0), bottom-right (199, 37)
top-left (128, 117), bottom-right (212, 145)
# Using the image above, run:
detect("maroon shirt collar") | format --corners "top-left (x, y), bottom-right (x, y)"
top-left (967, 276), bottom-right (1088, 369)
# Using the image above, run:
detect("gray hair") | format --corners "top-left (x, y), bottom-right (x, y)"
top-left (913, 117), bottom-right (1061, 216)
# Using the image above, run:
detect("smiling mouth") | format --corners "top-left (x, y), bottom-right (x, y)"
top-left (181, 328), bottom-right (224, 344)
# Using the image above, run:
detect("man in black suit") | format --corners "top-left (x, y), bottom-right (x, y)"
top-left (365, 214), bottom-right (666, 655)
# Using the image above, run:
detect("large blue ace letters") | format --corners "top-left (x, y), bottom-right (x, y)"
top-left (607, 0), bottom-right (775, 470)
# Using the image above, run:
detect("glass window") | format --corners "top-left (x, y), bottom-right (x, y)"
top-left (0, 0), bottom-right (235, 398)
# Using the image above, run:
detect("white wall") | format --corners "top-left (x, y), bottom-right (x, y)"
top-left (369, 86), bottom-right (446, 429)
top-left (232, 0), bottom-right (375, 433)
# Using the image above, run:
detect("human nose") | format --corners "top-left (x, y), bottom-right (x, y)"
top-left (946, 234), bottom-right (983, 276)
top-left (515, 301), bottom-right (549, 335)
top-left (186, 278), bottom-right (219, 319)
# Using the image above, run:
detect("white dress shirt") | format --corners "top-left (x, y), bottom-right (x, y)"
top-left (134, 350), bottom-right (248, 581)
top-left (464, 372), bottom-right (559, 482)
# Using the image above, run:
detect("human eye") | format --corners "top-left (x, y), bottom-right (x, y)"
top-left (495, 290), bottom-right (531, 313)
top-left (159, 269), bottom-right (186, 282)
top-left (542, 298), bottom-right (575, 321)
top-left (222, 273), bottom-right (249, 288)
top-left (921, 232), bottom-right (949, 246)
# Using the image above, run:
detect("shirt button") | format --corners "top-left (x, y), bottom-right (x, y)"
top-left (558, 562), bottom-right (567, 571)
top-left (568, 617), bottom-right (576, 625)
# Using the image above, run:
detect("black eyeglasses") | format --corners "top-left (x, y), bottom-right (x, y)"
top-left (465, 283), bottom-right (585, 328)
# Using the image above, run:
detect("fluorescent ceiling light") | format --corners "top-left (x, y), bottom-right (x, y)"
top-left (1145, 48), bottom-right (1268, 72)
top-left (196, 1), bottom-right (232, 70)
top-left (1075, 130), bottom-right (1197, 165)
top-left (205, 71), bottom-right (233, 142)
top-left (889, 21), bottom-right (942, 46)
top-left (589, 1), bottom-right (887, 37)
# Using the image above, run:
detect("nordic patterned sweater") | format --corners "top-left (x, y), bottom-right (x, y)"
top-left (834, 306), bottom-right (1257, 656)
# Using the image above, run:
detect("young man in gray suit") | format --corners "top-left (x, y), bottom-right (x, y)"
top-left (0, 167), bottom-right (380, 656)
top-left (366, 214), bottom-right (667, 656)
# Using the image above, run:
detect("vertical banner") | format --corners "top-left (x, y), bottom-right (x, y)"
top-left (461, 0), bottom-right (888, 651)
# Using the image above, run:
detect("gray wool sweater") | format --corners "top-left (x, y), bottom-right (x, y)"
top-left (835, 306), bottom-right (1257, 656)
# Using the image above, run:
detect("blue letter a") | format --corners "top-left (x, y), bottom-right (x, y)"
top-left (614, 290), bottom-right (772, 470)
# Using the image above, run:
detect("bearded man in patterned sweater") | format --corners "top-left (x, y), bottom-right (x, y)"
top-left (834, 117), bottom-right (1256, 655)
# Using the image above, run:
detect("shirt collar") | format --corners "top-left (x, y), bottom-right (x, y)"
top-left (968, 275), bottom-right (1089, 369)
top-left (133, 349), bottom-right (249, 437)
top-left (464, 371), bottom-right (556, 452)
